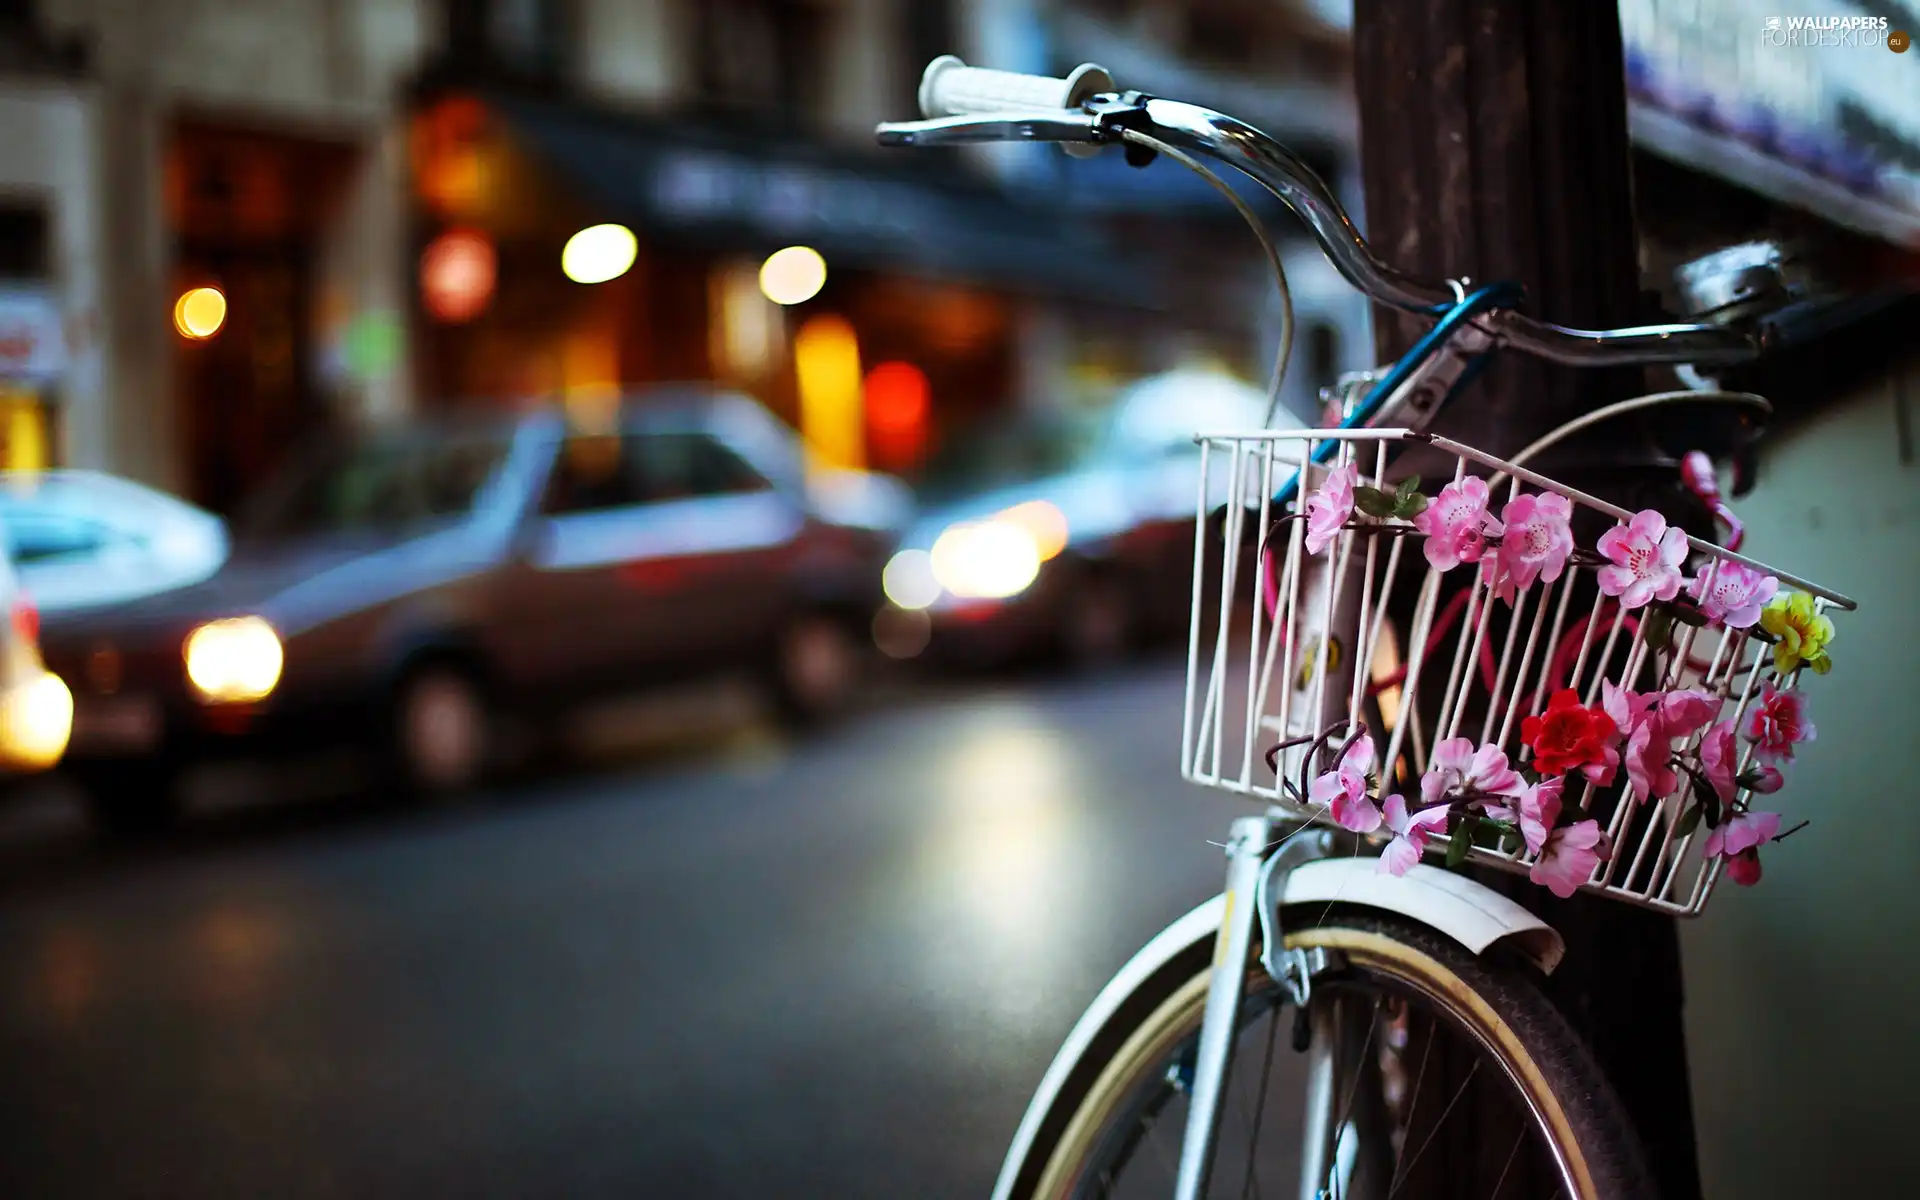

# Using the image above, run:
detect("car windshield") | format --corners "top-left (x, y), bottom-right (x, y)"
top-left (238, 430), bottom-right (512, 539)
top-left (916, 412), bottom-right (1104, 501)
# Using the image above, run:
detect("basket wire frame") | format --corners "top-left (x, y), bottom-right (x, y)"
top-left (1182, 428), bottom-right (1852, 916)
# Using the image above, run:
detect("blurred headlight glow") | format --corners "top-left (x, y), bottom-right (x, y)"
top-left (883, 549), bottom-right (941, 610)
top-left (931, 521), bottom-right (1042, 600)
top-left (998, 500), bottom-right (1069, 561)
top-left (0, 671), bottom-right (71, 771)
top-left (185, 617), bottom-right (283, 704)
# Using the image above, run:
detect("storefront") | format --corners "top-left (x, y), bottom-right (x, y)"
top-left (403, 85), bottom-right (1173, 478)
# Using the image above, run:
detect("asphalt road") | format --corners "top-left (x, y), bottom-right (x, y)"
top-left (0, 662), bottom-right (1250, 1199)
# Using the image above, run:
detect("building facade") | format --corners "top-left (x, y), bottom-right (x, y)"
top-left (0, 0), bottom-right (1363, 509)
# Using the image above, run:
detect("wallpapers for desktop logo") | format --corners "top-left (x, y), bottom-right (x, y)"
top-left (1761, 14), bottom-right (1899, 48)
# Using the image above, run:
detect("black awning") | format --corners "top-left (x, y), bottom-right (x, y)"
top-left (484, 90), bottom-right (1162, 308)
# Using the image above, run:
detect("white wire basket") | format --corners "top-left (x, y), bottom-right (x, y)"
top-left (1181, 427), bottom-right (1855, 916)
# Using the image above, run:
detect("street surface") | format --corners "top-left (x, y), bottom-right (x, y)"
top-left (0, 661), bottom-right (1249, 1198)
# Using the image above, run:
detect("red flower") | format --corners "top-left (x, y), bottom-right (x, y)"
top-left (1522, 689), bottom-right (1620, 778)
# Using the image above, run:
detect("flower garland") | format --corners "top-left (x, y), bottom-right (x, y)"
top-left (1274, 467), bottom-right (1832, 896)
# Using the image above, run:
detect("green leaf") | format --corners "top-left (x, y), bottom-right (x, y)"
top-left (1352, 486), bottom-right (1398, 518)
top-left (1501, 828), bottom-right (1524, 855)
top-left (1673, 605), bottom-right (1709, 628)
top-left (1675, 804), bottom-right (1702, 839)
top-left (1393, 492), bottom-right (1429, 520)
top-left (1446, 815), bottom-right (1477, 868)
top-left (1395, 475), bottom-right (1421, 503)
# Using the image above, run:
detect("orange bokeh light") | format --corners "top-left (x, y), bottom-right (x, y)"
top-left (420, 228), bottom-right (496, 323)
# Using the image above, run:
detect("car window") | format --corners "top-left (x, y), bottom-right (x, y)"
top-left (0, 509), bottom-right (121, 565)
top-left (241, 431), bottom-right (511, 537)
top-left (543, 431), bottom-right (771, 515)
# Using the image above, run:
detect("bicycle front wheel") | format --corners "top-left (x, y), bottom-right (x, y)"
top-left (1021, 907), bottom-right (1651, 1200)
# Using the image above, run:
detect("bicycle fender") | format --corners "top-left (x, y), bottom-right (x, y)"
top-left (1273, 858), bottom-right (1565, 975)
top-left (990, 863), bottom-right (1562, 1200)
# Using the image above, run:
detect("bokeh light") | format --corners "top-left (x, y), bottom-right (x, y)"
top-left (561, 224), bottom-right (638, 284)
top-left (883, 549), bottom-right (941, 610)
top-left (998, 500), bottom-right (1070, 562)
top-left (931, 521), bottom-right (1041, 600)
top-left (865, 361), bottom-right (930, 434)
top-left (759, 246), bottom-right (827, 305)
top-left (173, 287), bottom-right (227, 340)
top-left (420, 229), bottom-right (496, 323)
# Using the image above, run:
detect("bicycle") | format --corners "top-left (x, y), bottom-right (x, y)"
top-left (877, 59), bottom-right (1856, 1200)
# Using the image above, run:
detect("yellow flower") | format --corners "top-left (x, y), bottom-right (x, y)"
top-left (1759, 590), bottom-right (1834, 676)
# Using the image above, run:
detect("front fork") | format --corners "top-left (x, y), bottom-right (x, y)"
top-left (1172, 819), bottom-right (1344, 1200)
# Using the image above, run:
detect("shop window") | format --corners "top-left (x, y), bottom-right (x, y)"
top-left (0, 206), bottom-right (48, 279)
top-left (691, 0), bottom-right (829, 124)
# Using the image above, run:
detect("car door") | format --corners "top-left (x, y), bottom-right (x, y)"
top-left (497, 429), bottom-right (662, 697)
top-left (608, 427), bottom-right (806, 674)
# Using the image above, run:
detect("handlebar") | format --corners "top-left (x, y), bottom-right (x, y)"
top-left (876, 61), bottom-right (1767, 369)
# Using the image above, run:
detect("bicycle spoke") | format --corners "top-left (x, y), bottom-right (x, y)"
top-left (1319, 996), bottom-right (1383, 1200)
top-left (1237, 1003), bottom-right (1283, 1200)
top-left (1384, 1014), bottom-right (1436, 1193)
top-left (1491, 1122), bottom-right (1528, 1198)
top-left (1387, 1059), bottom-right (1482, 1198)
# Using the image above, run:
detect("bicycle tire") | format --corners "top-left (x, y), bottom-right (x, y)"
top-left (1015, 907), bottom-right (1654, 1200)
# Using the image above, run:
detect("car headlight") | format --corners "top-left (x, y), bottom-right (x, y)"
top-left (0, 670), bottom-right (72, 771)
top-left (883, 549), bottom-right (942, 611)
top-left (930, 520), bottom-right (1042, 600)
top-left (184, 616), bottom-right (283, 703)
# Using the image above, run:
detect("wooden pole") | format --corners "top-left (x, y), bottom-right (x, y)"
top-left (1351, 3), bottom-right (1702, 1198)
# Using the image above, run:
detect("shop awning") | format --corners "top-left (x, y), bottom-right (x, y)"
top-left (485, 91), bottom-right (1165, 307)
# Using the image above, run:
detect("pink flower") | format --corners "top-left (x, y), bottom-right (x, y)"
top-left (1595, 509), bottom-right (1689, 610)
top-left (1483, 776), bottom-right (1565, 856)
top-left (1600, 681), bottom-right (1658, 734)
top-left (1698, 712), bottom-right (1780, 803)
top-left (1310, 732), bottom-right (1381, 833)
top-left (1494, 493), bottom-right (1575, 593)
top-left (1698, 719), bottom-right (1741, 803)
top-left (1606, 685), bottom-right (1721, 804)
top-left (1685, 561), bottom-right (1778, 629)
top-left (1419, 737), bottom-right (1525, 808)
top-left (1743, 682), bottom-right (1815, 763)
top-left (1414, 477), bottom-right (1502, 572)
top-left (1703, 809), bottom-right (1781, 882)
top-left (1303, 462), bottom-right (1357, 556)
top-left (1377, 794), bottom-right (1451, 876)
top-left (1530, 820), bottom-right (1611, 898)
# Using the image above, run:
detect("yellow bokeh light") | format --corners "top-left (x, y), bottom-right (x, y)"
top-left (759, 246), bottom-right (827, 306)
top-left (561, 224), bottom-right (638, 284)
top-left (999, 500), bottom-right (1070, 561)
top-left (793, 314), bottom-right (864, 471)
top-left (174, 287), bottom-right (227, 340)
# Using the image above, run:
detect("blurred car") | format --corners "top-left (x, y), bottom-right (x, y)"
top-left (0, 539), bottom-right (73, 775)
top-left (876, 367), bottom-right (1303, 667)
top-left (0, 470), bottom-right (229, 614)
top-left (40, 388), bottom-right (903, 833)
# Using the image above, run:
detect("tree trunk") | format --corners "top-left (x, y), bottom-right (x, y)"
top-left (1350, 2), bottom-right (1703, 1197)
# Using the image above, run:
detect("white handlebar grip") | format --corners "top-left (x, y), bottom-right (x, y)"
top-left (916, 56), bottom-right (1114, 119)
